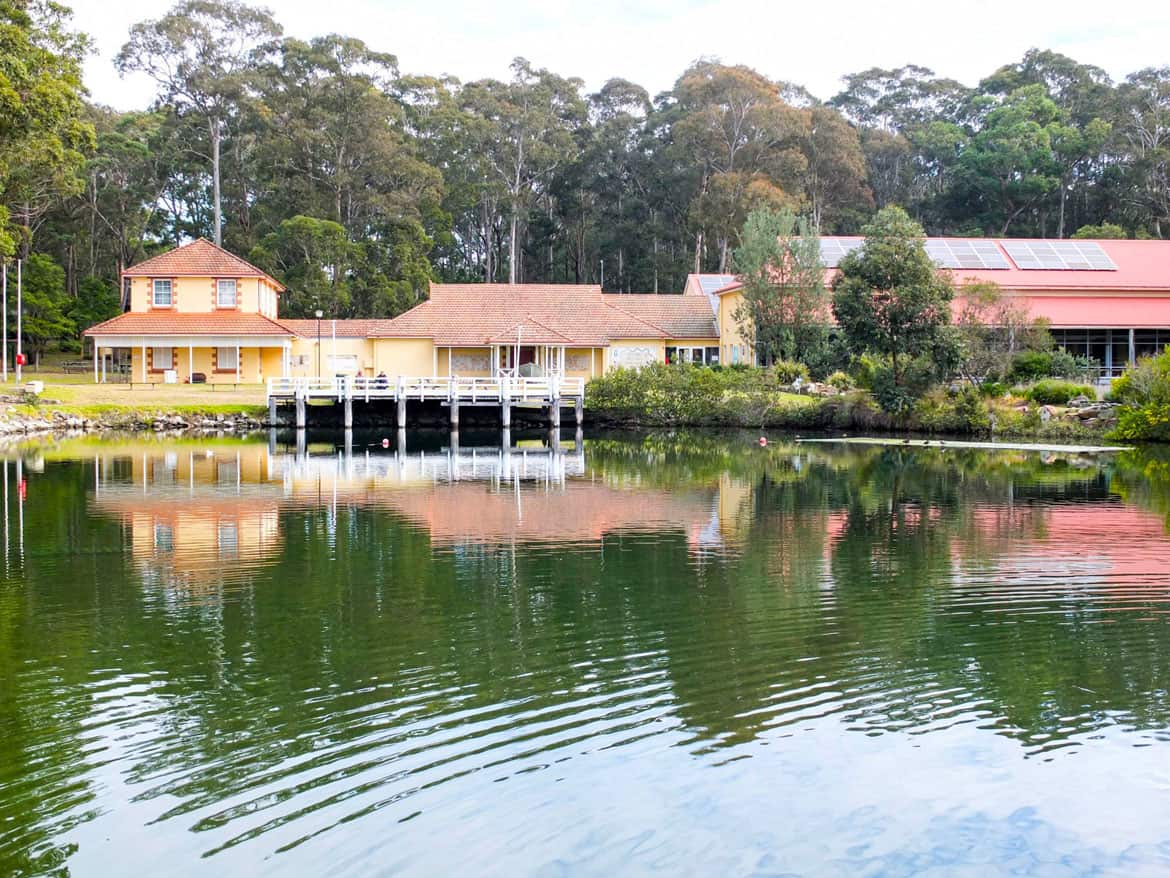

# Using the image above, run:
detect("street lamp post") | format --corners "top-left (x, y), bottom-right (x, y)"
top-left (315, 309), bottom-right (323, 378)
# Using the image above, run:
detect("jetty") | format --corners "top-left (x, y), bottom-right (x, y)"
top-left (266, 375), bottom-right (586, 430)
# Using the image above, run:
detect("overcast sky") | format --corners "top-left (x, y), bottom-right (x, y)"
top-left (71, 0), bottom-right (1170, 110)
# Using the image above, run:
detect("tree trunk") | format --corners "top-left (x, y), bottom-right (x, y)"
top-left (693, 230), bottom-right (703, 274)
top-left (1057, 183), bottom-right (1068, 238)
top-left (210, 118), bottom-right (222, 246)
top-left (509, 212), bottom-right (518, 285)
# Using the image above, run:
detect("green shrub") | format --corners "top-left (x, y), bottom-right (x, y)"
top-left (1008, 350), bottom-right (1052, 383)
top-left (915, 386), bottom-right (992, 435)
top-left (1048, 349), bottom-right (1097, 380)
top-left (773, 360), bottom-right (810, 385)
top-left (979, 380), bottom-right (1008, 398)
top-left (58, 339), bottom-right (82, 354)
top-left (1026, 379), bottom-right (1095, 405)
top-left (827, 371), bottom-right (853, 391)
top-left (1113, 403), bottom-right (1170, 442)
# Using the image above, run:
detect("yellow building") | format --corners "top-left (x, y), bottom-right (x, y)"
top-left (84, 240), bottom-right (722, 384)
top-left (84, 238), bottom-right (293, 384)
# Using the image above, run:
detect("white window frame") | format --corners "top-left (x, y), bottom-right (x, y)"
top-left (217, 279), bottom-right (237, 308)
top-left (152, 279), bottom-right (172, 307)
top-left (152, 346), bottom-right (174, 370)
top-left (217, 346), bottom-right (239, 371)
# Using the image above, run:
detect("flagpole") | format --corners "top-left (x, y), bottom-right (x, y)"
top-left (14, 259), bottom-right (20, 385)
top-left (1, 260), bottom-right (7, 384)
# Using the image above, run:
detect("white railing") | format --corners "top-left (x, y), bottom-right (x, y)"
top-left (267, 375), bottom-right (586, 403)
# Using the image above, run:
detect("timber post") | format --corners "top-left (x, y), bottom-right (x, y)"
top-left (501, 375), bottom-right (511, 428)
top-left (549, 374), bottom-right (561, 430)
top-left (450, 380), bottom-right (460, 430)
top-left (295, 389), bottom-right (306, 429)
top-left (343, 378), bottom-right (353, 429)
top-left (396, 377), bottom-right (407, 429)
top-left (268, 396), bottom-right (278, 427)
top-left (574, 396), bottom-right (583, 427)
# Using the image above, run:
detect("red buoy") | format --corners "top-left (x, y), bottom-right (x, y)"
top-left (381, 438), bottom-right (390, 448)
top-left (758, 436), bottom-right (767, 447)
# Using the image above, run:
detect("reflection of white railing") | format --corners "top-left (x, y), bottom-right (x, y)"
top-left (270, 447), bottom-right (586, 485)
top-left (267, 375), bottom-right (585, 404)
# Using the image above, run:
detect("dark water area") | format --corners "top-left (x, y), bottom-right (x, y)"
top-left (2, 429), bottom-right (1170, 876)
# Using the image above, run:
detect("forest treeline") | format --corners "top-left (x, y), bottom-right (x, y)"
top-left (4, 0), bottom-right (1170, 334)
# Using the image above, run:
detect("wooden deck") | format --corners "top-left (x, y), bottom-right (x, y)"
top-left (266, 375), bottom-right (586, 429)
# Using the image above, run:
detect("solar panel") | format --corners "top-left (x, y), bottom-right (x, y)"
top-left (819, 238), bottom-right (863, 268)
top-left (1001, 240), bottom-right (1116, 271)
top-left (697, 275), bottom-right (737, 294)
top-left (924, 238), bottom-right (1010, 270)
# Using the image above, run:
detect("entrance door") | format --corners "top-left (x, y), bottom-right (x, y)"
top-left (518, 346), bottom-right (536, 367)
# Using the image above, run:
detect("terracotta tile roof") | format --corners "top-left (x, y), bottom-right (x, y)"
top-left (372, 283), bottom-right (717, 345)
top-left (83, 312), bottom-right (292, 337)
top-left (603, 293), bottom-right (719, 338)
top-left (279, 318), bottom-right (388, 338)
top-left (122, 239), bottom-right (285, 290)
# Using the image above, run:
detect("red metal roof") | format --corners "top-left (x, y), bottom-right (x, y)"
top-left (83, 312), bottom-right (292, 337)
top-left (122, 239), bottom-right (285, 290)
top-left (715, 239), bottom-right (1170, 295)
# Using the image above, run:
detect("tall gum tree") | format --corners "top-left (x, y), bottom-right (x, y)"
top-left (117, 0), bottom-right (282, 246)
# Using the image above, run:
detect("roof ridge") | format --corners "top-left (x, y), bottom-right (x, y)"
top-left (123, 238), bottom-right (285, 290)
top-left (603, 301), bottom-right (670, 337)
top-left (519, 314), bottom-right (576, 342)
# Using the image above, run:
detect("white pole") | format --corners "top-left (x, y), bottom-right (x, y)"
top-left (1, 261), bottom-right (6, 383)
top-left (236, 345), bottom-right (241, 384)
top-left (332, 319), bottom-right (336, 375)
top-left (14, 259), bottom-right (21, 384)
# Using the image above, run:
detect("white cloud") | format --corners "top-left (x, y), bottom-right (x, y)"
top-left (71, 0), bottom-right (1170, 111)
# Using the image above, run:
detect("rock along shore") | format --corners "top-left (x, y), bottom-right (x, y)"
top-left (0, 407), bottom-right (268, 436)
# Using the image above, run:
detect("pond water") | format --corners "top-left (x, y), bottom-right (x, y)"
top-left (3, 430), bottom-right (1170, 877)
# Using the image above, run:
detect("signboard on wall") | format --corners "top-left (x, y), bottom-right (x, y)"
top-left (609, 345), bottom-right (657, 368)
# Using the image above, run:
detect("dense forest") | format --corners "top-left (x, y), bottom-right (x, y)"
top-left (4, 0), bottom-right (1170, 336)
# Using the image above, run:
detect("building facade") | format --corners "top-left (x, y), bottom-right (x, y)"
top-left (713, 237), bottom-right (1170, 379)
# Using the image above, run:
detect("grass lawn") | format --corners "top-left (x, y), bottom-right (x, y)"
top-left (0, 371), bottom-right (266, 417)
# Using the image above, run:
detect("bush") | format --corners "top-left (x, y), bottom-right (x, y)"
top-left (1007, 350), bottom-right (1052, 383)
top-left (827, 371), bottom-right (853, 391)
top-left (979, 380), bottom-right (1008, 397)
top-left (867, 355), bottom-right (941, 415)
top-left (1025, 379), bottom-right (1095, 405)
top-left (1113, 404), bottom-right (1170, 442)
top-left (915, 386), bottom-right (992, 435)
top-left (773, 360), bottom-right (810, 385)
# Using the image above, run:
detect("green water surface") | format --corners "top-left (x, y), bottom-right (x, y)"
top-left (2, 430), bottom-right (1170, 877)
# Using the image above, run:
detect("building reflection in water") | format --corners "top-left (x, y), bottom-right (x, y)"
top-left (74, 434), bottom-right (751, 588)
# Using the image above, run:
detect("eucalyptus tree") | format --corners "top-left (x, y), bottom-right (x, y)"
top-left (1118, 67), bottom-right (1170, 237)
top-left (0, 0), bottom-right (93, 257)
top-left (670, 61), bottom-right (809, 272)
top-left (117, 0), bottom-right (282, 246)
top-left (459, 58), bottom-right (586, 284)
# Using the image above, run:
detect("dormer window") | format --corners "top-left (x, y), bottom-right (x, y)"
top-left (217, 279), bottom-right (237, 308)
top-left (152, 279), bottom-right (172, 307)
